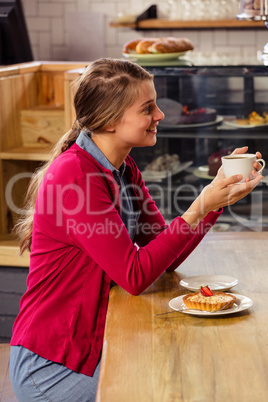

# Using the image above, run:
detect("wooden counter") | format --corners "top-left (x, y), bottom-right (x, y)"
top-left (96, 232), bottom-right (268, 402)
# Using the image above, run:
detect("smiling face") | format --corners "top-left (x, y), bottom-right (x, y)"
top-left (110, 80), bottom-right (165, 150)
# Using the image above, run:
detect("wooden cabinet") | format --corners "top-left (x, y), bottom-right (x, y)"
top-left (0, 62), bottom-right (87, 266)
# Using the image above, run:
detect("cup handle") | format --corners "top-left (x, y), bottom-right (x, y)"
top-left (256, 158), bottom-right (265, 174)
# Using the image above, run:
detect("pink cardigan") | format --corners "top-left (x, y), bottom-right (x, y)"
top-left (11, 144), bottom-right (221, 376)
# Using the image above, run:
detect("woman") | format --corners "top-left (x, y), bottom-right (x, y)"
top-left (10, 58), bottom-right (263, 401)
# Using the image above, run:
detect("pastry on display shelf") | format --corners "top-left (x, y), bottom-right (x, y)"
top-left (156, 100), bottom-right (218, 126)
top-left (207, 148), bottom-right (232, 177)
top-left (145, 153), bottom-right (180, 172)
top-left (177, 105), bottom-right (217, 124)
top-left (235, 110), bottom-right (268, 125)
top-left (123, 36), bottom-right (194, 54)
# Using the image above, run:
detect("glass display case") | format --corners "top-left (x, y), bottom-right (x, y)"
top-left (129, 65), bottom-right (268, 232)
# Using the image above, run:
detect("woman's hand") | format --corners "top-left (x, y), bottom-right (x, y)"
top-left (199, 170), bottom-right (263, 214)
top-left (181, 146), bottom-right (264, 229)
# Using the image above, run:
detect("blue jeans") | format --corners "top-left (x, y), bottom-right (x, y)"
top-left (9, 346), bottom-right (101, 401)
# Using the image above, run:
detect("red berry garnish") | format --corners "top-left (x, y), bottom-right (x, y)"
top-left (200, 285), bottom-right (213, 297)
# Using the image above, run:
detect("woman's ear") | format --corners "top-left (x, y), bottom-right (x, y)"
top-left (105, 126), bottom-right (116, 133)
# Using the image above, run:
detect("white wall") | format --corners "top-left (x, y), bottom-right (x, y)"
top-left (22, 0), bottom-right (268, 64)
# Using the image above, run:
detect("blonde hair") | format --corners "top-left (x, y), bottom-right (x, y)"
top-left (15, 58), bottom-right (153, 253)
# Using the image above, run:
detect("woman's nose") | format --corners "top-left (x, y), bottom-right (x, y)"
top-left (155, 106), bottom-right (165, 121)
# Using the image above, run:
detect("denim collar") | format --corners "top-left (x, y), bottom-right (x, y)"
top-left (76, 130), bottom-right (126, 175)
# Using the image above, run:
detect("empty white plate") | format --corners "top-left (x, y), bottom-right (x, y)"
top-left (179, 275), bottom-right (238, 292)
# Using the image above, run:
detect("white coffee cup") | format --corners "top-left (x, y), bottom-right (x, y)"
top-left (221, 153), bottom-right (265, 183)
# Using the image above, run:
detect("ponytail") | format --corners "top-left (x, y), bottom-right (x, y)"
top-left (14, 125), bottom-right (80, 254)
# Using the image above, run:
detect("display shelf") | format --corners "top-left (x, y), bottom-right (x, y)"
top-left (157, 128), bottom-right (268, 139)
top-left (0, 145), bottom-right (53, 161)
top-left (110, 18), bottom-right (265, 30)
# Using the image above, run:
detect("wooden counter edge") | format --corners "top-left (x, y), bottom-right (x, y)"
top-left (204, 231), bottom-right (268, 241)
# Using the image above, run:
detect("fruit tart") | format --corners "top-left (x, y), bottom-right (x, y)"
top-left (183, 286), bottom-right (236, 312)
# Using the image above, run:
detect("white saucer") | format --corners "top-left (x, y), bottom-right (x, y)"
top-left (224, 120), bottom-right (268, 129)
top-left (179, 275), bottom-right (238, 292)
top-left (193, 165), bottom-right (214, 180)
top-left (159, 115), bottom-right (223, 129)
top-left (141, 161), bottom-right (193, 182)
top-left (169, 294), bottom-right (253, 316)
